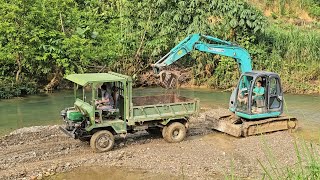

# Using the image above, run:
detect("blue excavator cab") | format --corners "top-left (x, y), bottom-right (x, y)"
top-left (152, 34), bottom-right (284, 120)
top-left (231, 71), bottom-right (283, 120)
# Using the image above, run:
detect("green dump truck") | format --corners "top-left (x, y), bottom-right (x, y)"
top-left (60, 72), bottom-right (199, 152)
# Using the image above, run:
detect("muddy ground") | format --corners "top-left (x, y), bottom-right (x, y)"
top-left (0, 109), bottom-right (311, 180)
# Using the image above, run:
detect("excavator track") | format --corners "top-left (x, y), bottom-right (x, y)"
top-left (206, 113), bottom-right (298, 137)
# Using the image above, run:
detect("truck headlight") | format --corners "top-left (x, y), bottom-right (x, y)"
top-left (60, 110), bottom-right (67, 117)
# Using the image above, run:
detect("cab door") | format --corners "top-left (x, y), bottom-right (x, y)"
top-left (267, 75), bottom-right (283, 113)
top-left (234, 75), bottom-right (254, 114)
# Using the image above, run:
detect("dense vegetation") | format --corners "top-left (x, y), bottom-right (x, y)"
top-left (0, 0), bottom-right (319, 98)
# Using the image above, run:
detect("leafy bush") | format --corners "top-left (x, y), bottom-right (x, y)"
top-left (0, 79), bottom-right (38, 99)
top-left (0, 0), bottom-right (318, 95)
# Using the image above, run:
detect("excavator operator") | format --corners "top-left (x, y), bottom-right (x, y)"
top-left (252, 80), bottom-right (265, 112)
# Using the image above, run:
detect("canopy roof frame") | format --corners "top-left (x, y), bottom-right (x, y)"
top-left (66, 72), bottom-right (131, 86)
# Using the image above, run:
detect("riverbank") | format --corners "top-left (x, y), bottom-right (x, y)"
top-left (1, 109), bottom-right (317, 180)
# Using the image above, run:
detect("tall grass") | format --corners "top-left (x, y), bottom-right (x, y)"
top-left (298, 0), bottom-right (320, 17)
top-left (224, 137), bottom-right (320, 179)
top-left (264, 25), bottom-right (320, 65)
top-left (260, 0), bottom-right (320, 18)
top-left (279, 0), bottom-right (286, 16)
top-left (254, 25), bottom-right (320, 93)
top-left (259, 139), bottom-right (320, 179)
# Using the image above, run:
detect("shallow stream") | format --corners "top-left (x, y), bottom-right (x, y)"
top-left (0, 87), bottom-right (319, 140)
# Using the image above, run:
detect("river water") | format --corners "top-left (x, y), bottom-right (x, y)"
top-left (0, 87), bottom-right (319, 140)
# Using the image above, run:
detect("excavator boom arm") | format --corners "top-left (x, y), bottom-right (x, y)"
top-left (153, 34), bottom-right (201, 70)
top-left (194, 43), bottom-right (252, 72)
top-left (153, 34), bottom-right (252, 73)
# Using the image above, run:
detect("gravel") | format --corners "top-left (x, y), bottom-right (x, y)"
top-left (0, 108), bottom-right (309, 180)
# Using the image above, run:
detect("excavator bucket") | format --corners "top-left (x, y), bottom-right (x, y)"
top-left (158, 70), bottom-right (181, 89)
top-left (206, 113), bottom-right (298, 137)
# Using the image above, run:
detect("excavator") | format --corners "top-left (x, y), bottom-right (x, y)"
top-left (152, 34), bottom-right (297, 137)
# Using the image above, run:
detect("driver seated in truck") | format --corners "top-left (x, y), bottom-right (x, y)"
top-left (95, 84), bottom-right (114, 111)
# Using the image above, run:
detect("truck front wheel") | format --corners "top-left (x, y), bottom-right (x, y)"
top-left (90, 130), bottom-right (114, 153)
top-left (163, 122), bottom-right (186, 143)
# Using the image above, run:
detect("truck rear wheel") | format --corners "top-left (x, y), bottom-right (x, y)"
top-left (162, 126), bottom-right (167, 138)
top-left (163, 122), bottom-right (186, 143)
top-left (90, 130), bottom-right (114, 153)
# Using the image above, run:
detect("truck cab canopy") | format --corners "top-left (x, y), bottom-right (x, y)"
top-left (66, 72), bottom-right (132, 86)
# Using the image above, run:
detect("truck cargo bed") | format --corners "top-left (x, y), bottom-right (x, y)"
top-left (130, 94), bottom-right (199, 122)
top-left (132, 94), bottom-right (190, 106)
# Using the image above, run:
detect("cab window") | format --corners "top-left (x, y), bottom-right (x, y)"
top-left (236, 75), bottom-right (253, 112)
top-left (269, 77), bottom-right (281, 109)
top-left (270, 78), bottom-right (278, 95)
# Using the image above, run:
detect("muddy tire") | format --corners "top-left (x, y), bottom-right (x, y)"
top-left (162, 126), bottom-right (167, 138)
top-left (90, 130), bottom-right (114, 153)
top-left (163, 122), bottom-right (186, 143)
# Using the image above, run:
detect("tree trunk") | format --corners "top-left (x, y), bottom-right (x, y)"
top-left (60, 12), bottom-right (65, 33)
top-left (15, 53), bottom-right (22, 83)
top-left (44, 68), bottom-right (62, 92)
top-left (134, 9), bottom-right (151, 59)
